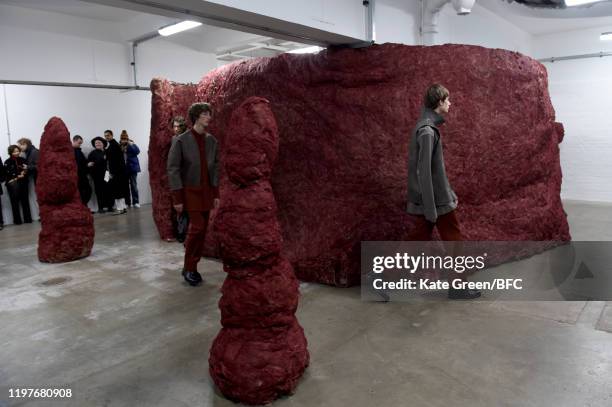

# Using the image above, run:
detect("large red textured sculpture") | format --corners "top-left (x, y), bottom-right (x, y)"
top-left (148, 80), bottom-right (197, 241)
top-left (209, 97), bottom-right (309, 405)
top-left (37, 117), bottom-right (94, 262)
top-left (150, 43), bottom-right (570, 286)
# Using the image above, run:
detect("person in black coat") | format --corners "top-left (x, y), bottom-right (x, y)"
top-left (4, 145), bottom-right (32, 224)
top-left (17, 138), bottom-right (40, 185)
top-left (73, 135), bottom-right (92, 205)
top-left (88, 137), bottom-right (110, 213)
top-left (103, 130), bottom-right (129, 215)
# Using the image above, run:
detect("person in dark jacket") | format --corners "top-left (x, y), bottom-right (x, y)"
top-left (88, 137), bottom-right (110, 213)
top-left (104, 130), bottom-right (129, 215)
top-left (167, 103), bottom-right (220, 286)
top-left (0, 154), bottom-right (5, 230)
top-left (170, 116), bottom-right (189, 241)
top-left (406, 84), bottom-right (480, 300)
top-left (17, 138), bottom-right (39, 185)
top-left (4, 145), bottom-right (32, 224)
top-left (73, 135), bottom-right (92, 205)
top-left (119, 130), bottom-right (141, 208)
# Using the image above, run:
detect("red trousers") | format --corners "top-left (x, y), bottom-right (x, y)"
top-left (184, 211), bottom-right (210, 272)
top-left (411, 210), bottom-right (466, 281)
top-left (411, 210), bottom-right (463, 241)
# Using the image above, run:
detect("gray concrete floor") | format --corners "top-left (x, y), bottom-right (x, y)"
top-left (1, 201), bottom-right (611, 407)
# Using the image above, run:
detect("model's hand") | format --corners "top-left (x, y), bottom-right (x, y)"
top-left (87, 162), bottom-right (94, 167)
top-left (174, 203), bottom-right (184, 213)
top-left (213, 198), bottom-right (220, 208)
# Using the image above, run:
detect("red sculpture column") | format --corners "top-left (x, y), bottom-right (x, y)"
top-left (37, 117), bottom-right (94, 262)
top-left (209, 97), bottom-right (309, 404)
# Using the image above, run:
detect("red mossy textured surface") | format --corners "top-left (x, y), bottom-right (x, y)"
top-left (209, 97), bottom-right (309, 405)
top-left (150, 43), bottom-right (570, 286)
top-left (209, 320), bottom-right (308, 405)
top-left (37, 117), bottom-right (94, 262)
top-left (148, 80), bottom-right (198, 241)
top-left (214, 181), bottom-right (283, 265)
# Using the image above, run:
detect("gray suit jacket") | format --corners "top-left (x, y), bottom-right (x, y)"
top-left (406, 108), bottom-right (457, 222)
top-left (167, 130), bottom-right (219, 191)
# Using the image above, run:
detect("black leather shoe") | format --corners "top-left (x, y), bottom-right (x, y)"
top-left (182, 269), bottom-right (202, 286)
top-left (448, 288), bottom-right (482, 300)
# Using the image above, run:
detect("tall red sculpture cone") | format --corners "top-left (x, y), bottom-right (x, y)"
top-left (209, 97), bottom-right (309, 404)
top-left (37, 117), bottom-right (94, 262)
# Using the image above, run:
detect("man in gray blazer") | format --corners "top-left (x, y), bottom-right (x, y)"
top-left (407, 84), bottom-right (481, 300)
top-left (167, 102), bottom-right (220, 286)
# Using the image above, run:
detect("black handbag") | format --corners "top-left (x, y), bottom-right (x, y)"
top-left (176, 212), bottom-right (190, 243)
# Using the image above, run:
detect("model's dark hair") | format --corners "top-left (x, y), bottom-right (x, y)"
top-left (424, 84), bottom-right (449, 110)
top-left (104, 129), bottom-right (113, 136)
top-left (16, 138), bottom-right (32, 148)
top-left (73, 135), bottom-right (83, 142)
top-left (188, 102), bottom-right (213, 124)
top-left (171, 116), bottom-right (187, 133)
top-left (8, 144), bottom-right (20, 155)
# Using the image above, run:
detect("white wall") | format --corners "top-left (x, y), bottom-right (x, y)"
top-left (375, 0), bottom-right (420, 45)
top-left (533, 26), bottom-right (612, 202)
top-left (0, 5), bottom-right (219, 225)
top-left (436, 1), bottom-right (532, 55)
top-left (0, 84), bottom-right (152, 223)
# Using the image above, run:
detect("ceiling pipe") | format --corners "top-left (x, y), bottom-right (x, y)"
top-left (421, 0), bottom-right (476, 45)
top-left (364, 0), bottom-right (376, 43)
top-left (3, 85), bottom-right (11, 144)
top-left (0, 79), bottom-right (150, 91)
top-left (130, 31), bottom-right (160, 88)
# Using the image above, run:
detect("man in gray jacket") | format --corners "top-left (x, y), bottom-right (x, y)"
top-left (407, 84), bottom-right (481, 300)
top-left (167, 102), bottom-right (220, 286)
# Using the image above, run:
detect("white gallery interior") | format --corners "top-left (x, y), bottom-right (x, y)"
top-left (2, 2), bottom-right (612, 407)
top-left (1, 0), bottom-right (612, 223)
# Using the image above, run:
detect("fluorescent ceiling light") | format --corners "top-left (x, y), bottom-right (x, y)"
top-left (565, 0), bottom-right (605, 6)
top-left (288, 46), bottom-right (323, 54)
top-left (601, 32), bottom-right (612, 41)
top-left (158, 21), bottom-right (202, 36)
